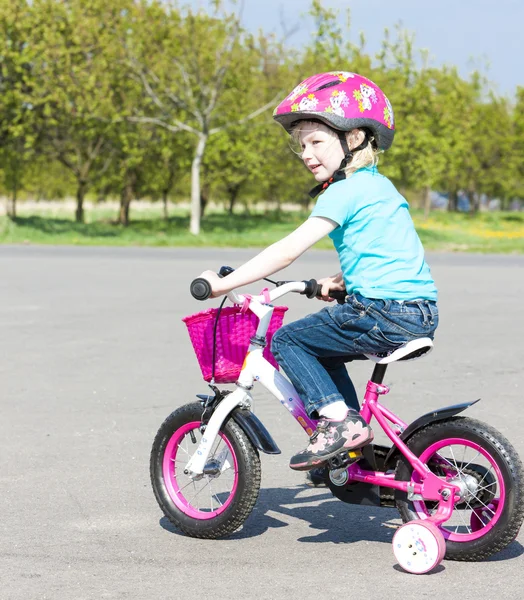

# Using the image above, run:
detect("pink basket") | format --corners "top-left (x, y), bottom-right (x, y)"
top-left (182, 305), bottom-right (288, 383)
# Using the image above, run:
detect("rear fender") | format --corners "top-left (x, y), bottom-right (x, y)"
top-left (384, 399), bottom-right (480, 468)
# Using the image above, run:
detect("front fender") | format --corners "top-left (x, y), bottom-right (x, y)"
top-left (230, 409), bottom-right (281, 455)
top-left (385, 399), bottom-right (480, 467)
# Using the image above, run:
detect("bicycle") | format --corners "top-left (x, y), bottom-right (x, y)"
top-left (150, 267), bottom-right (524, 574)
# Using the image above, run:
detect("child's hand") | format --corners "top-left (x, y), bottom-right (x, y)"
top-left (198, 270), bottom-right (228, 298)
top-left (317, 272), bottom-right (345, 301)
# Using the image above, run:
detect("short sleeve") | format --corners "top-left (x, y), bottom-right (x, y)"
top-left (309, 180), bottom-right (356, 227)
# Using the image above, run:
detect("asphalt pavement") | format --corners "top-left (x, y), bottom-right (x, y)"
top-left (1, 246), bottom-right (523, 600)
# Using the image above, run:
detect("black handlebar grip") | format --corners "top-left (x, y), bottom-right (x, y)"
top-left (303, 279), bottom-right (347, 303)
top-left (302, 279), bottom-right (319, 298)
top-left (190, 278), bottom-right (212, 301)
top-left (328, 290), bottom-right (347, 303)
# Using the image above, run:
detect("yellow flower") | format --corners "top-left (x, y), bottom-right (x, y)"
top-left (307, 93), bottom-right (315, 100)
top-left (384, 107), bottom-right (392, 128)
top-left (332, 90), bottom-right (339, 97)
top-left (353, 89), bottom-right (364, 112)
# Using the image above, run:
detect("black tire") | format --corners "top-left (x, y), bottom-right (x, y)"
top-left (150, 402), bottom-right (261, 539)
top-left (395, 417), bottom-right (524, 561)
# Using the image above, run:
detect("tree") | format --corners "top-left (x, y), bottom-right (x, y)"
top-left (513, 87), bottom-right (524, 203)
top-left (0, 0), bottom-right (39, 217)
top-left (127, 1), bottom-right (280, 234)
top-left (29, 0), bottom-right (127, 222)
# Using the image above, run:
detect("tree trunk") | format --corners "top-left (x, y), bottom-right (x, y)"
top-left (119, 191), bottom-right (131, 226)
top-left (423, 185), bottom-right (431, 220)
top-left (162, 160), bottom-right (176, 221)
top-left (6, 173), bottom-right (18, 219)
top-left (190, 133), bottom-right (208, 235)
top-left (470, 190), bottom-right (481, 214)
top-left (162, 190), bottom-right (169, 220)
top-left (76, 180), bottom-right (87, 223)
top-left (6, 148), bottom-right (20, 218)
top-left (200, 183), bottom-right (210, 218)
top-left (6, 194), bottom-right (16, 219)
top-left (118, 173), bottom-right (135, 227)
top-left (448, 190), bottom-right (458, 212)
top-left (97, 185), bottom-right (108, 204)
top-left (228, 185), bottom-right (240, 215)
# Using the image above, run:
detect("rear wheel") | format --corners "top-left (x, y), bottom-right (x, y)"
top-left (395, 417), bottom-right (524, 561)
top-left (150, 402), bottom-right (261, 539)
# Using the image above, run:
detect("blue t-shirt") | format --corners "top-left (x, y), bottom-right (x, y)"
top-left (310, 166), bottom-right (437, 301)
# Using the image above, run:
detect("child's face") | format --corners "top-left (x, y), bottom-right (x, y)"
top-left (297, 122), bottom-right (344, 182)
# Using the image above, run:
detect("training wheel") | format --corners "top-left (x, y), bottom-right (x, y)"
top-left (392, 521), bottom-right (446, 574)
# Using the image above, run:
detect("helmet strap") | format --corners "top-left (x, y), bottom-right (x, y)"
top-left (309, 131), bottom-right (370, 198)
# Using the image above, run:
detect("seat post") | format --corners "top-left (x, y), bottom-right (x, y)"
top-left (370, 363), bottom-right (388, 384)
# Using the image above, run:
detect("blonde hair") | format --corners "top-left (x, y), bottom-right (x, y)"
top-left (290, 120), bottom-right (381, 177)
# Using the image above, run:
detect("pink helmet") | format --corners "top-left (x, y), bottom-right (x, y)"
top-left (273, 71), bottom-right (395, 151)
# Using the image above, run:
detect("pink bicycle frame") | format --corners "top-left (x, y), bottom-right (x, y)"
top-left (188, 281), bottom-right (460, 524)
top-left (287, 378), bottom-right (459, 525)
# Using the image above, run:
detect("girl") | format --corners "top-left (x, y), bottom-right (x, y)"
top-left (198, 72), bottom-right (438, 472)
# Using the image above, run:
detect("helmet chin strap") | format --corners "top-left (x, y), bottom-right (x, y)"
top-left (309, 131), bottom-right (369, 198)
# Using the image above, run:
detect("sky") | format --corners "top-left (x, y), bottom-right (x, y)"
top-left (194, 0), bottom-right (523, 98)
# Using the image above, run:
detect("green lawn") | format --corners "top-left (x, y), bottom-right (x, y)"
top-left (1, 205), bottom-right (523, 253)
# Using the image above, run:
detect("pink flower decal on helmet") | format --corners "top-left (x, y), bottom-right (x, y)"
top-left (273, 71), bottom-right (395, 150)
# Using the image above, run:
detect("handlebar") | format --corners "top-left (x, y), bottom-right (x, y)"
top-left (189, 266), bottom-right (347, 305)
top-left (190, 278), bottom-right (213, 301)
top-left (294, 279), bottom-right (347, 303)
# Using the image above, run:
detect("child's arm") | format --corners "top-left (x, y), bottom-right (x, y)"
top-left (200, 216), bottom-right (337, 297)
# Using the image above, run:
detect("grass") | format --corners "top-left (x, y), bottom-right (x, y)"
top-left (1, 203), bottom-right (524, 253)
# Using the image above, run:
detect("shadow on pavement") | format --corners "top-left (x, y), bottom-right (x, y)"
top-left (161, 484), bottom-right (408, 545)
top-left (159, 483), bottom-right (524, 562)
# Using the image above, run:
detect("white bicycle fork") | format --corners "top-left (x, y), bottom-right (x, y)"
top-left (183, 387), bottom-right (251, 477)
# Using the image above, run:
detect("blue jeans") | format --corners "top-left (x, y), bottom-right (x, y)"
top-left (271, 293), bottom-right (438, 418)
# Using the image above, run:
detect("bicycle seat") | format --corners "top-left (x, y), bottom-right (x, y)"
top-left (365, 337), bottom-right (434, 364)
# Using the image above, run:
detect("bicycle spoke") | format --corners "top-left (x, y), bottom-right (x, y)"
top-left (433, 453), bottom-right (458, 474)
top-left (475, 465), bottom-right (497, 491)
top-left (469, 494), bottom-right (497, 516)
top-left (453, 501), bottom-right (472, 533)
top-left (457, 450), bottom-right (482, 474)
top-left (449, 446), bottom-right (460, 473)
top-left (191, 480), bottom-right (199, 509)
top-left (177, 442), bottom-right (191, 457)
top-left (192, 479), bottom-right (211, 499)
top-left (461, 444), bottom-right (467, 466)
top-left (176, 478), bottom-right (199, 494)
top-left (476, 481), bottom-right (497, 495)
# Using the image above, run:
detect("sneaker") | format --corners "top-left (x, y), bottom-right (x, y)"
top-left (289, 409), bottom-right (373, 471)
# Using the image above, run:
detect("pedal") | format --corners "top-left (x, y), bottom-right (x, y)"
top-left (327, 449), bottom-right (363, 470)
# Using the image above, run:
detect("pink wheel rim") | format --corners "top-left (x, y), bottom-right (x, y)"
top-left (411, 437), bottom-right (505, 542)
top-left (162, 421), bottom-right (239, 520)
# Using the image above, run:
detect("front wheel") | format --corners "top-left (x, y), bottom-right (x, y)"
top-left (150, 402), bottom-right (261, 539)
top-left (395, 417), bottom-right (524, 561)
